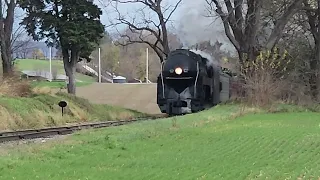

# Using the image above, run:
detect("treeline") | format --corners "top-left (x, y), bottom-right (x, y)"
top-left (1, 0), bottom-right (320, 102)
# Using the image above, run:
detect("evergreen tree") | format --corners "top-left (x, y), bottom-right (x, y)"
top-left (18, 0), bottom-right (105, 94)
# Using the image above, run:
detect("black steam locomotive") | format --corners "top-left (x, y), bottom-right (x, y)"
top-left (156, 49), bottom-right (231, 115)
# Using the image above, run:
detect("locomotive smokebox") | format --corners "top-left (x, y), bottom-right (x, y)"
top-left (162, 49), bottom-right (198, 79)
top-left (157, 48), bottom-right (230, 115)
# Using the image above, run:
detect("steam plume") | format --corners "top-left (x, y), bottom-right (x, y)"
top-left (175, 0), bottom-right (235, 54)
top-left (190, 49), bottom-right (220, 68)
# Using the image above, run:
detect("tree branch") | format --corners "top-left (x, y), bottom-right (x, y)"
top-left (206, 0), bottom-right (303, 64)
top-left (205, 0), bottom-right (240, 51)
top-left (107, 0), bottom-right (181, 62)
top-left (303, 0), bottom-right (317, 43)
top-left (265, 0), bottom-right (304, 49)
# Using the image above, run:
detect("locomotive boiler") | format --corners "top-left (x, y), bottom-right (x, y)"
top-left (156, 49), bottom-right (231, 115)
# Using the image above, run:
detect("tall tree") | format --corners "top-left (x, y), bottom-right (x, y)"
top-left (109, 0), bottom-right (183, 63)
top-left (11, 26), bottom-right (34, 59)
top-left (205, 0), bottom-right (303, 65)
top-left (302, 0), bottom-right (320, 99)
top-left (0, 0), bottom-right (16, 76)
top-left (18, 0), bottom-right (105, 94)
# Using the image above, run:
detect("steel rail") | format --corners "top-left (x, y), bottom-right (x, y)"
top-left (0, 114), bottom-right (167, 143)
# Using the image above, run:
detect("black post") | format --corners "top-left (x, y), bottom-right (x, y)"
top-left (58, 101), bottom-right (68, 116)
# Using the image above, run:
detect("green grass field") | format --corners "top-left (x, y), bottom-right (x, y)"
top-left (1, 105), bottom-right (320, 179)
top-left (30, 81), bottom-right (92, 88)
top-left (15, 59), bottom-right (96, 87)
top-left (15, 58), bottom-right (65, 70)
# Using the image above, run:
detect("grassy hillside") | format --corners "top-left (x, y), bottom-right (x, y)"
top-left (1, 104), bottom-right (320, 179)
top-left (0, 84), bottom-right (147, 131)
top-left (15, 59), bottom-right (96, 88)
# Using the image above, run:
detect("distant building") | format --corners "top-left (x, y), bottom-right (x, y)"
top-left (112, 76), bottom-right (127, 83)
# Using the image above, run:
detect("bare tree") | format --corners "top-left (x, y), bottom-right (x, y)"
top-left (1, 2), bottom-right (33, 61)
top-left (109, 0), bottom-right (183, 63)
top-left (13, 38), bottom-right (34, 59)
top-left (0, 0), bottom-right (16, 76)
top-left (11, 24), bottom-right (34, 59)
top-left (302, 0), bottom-right (320, 99)
top-left (205, 0), bottom-right (303, 65)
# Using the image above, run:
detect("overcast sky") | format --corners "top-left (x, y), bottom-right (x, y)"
top-left (95, 0), bottom-right (234, 52)
top-left (13, 0), bottom-right (235, 53)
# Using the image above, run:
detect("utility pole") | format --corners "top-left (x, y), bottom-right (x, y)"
top-left (49, 47), bottom-right (52, 81)
top-left (146, 47), bottom-right (149, 83)
top-left (98, 47), bottom-right (101, 83)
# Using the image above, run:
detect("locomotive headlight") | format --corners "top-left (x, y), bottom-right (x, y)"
top-left (175, 67), bottom-right (182, 75)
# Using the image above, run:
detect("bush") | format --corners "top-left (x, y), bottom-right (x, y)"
top-left (230, 47), bottom-right (319, 107)
top-left (236, 48), bottom-right (294, 107)
top-left (0, 73), bottom-right (32, 97)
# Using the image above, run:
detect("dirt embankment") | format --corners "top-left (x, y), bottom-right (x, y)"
top-left (76, 83), bottom-right (161, 114)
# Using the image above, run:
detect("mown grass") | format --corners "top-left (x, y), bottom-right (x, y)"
top-left (30, 81), bottom-right (92, 88)
top-left (0, 104), bottom-right (320, 179)
top-left (0, 90), bottom-right (147, 131)
top-left (15, 59), bottom-right (96, 87)
top-left (15, 59), bottom-right (64, 70)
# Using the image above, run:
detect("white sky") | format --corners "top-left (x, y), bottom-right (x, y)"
top-left (12, 0), bottom-right (236, 53)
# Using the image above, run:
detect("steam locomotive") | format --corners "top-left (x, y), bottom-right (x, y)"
top-left (156, 49), bottom-right (231, 115)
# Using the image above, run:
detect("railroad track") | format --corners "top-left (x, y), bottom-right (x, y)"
top-left (0, 114), bottom-right (167, 143)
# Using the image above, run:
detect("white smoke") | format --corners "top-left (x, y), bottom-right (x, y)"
top-left (175, 0), bottom-right (236, 54)
top-left (189, 49), bottom-right (220, 68)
